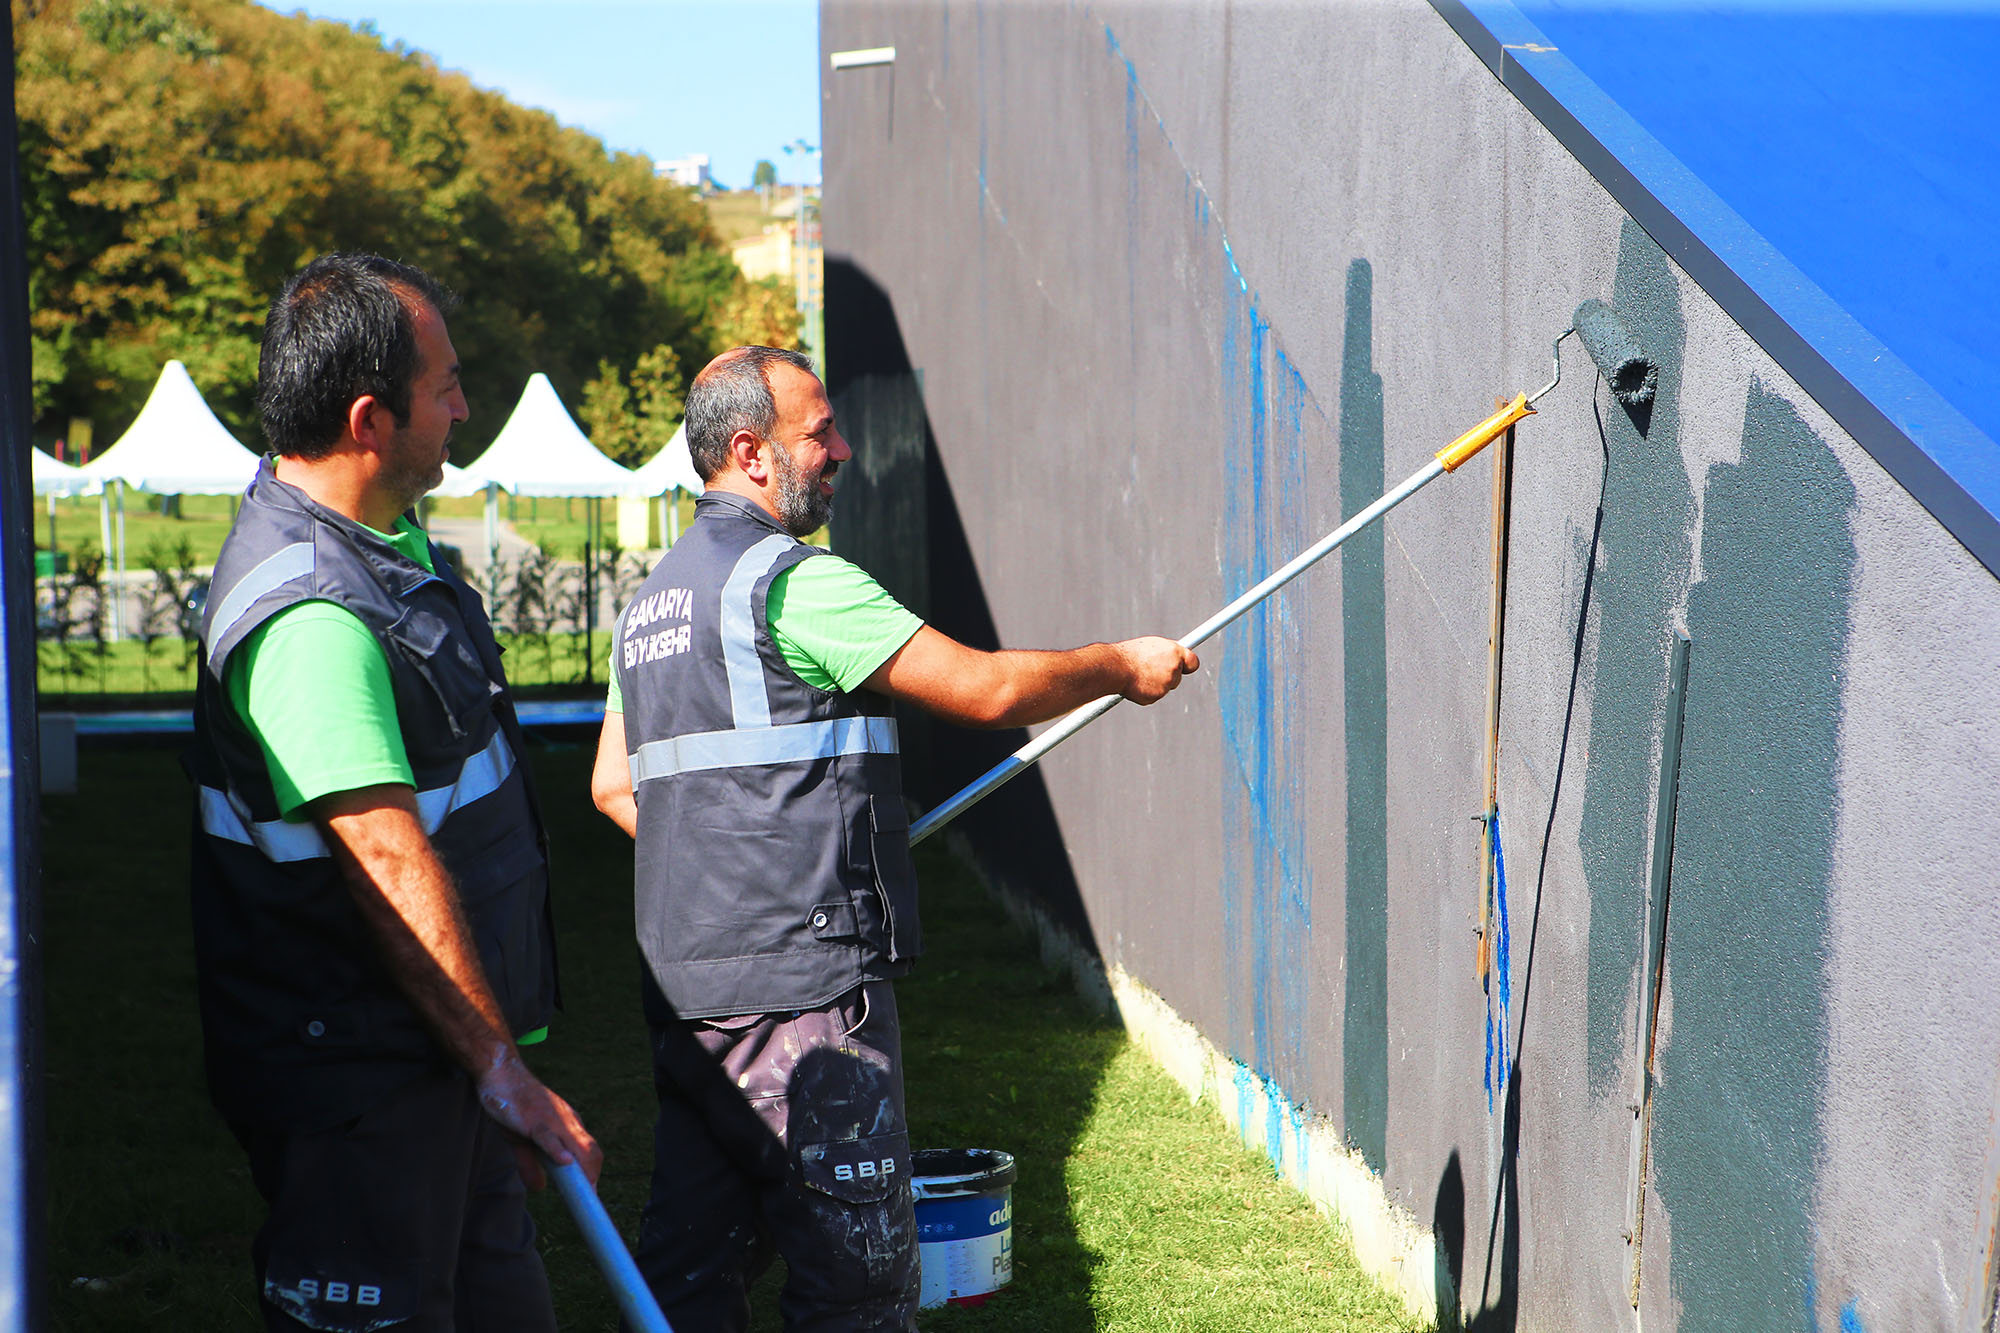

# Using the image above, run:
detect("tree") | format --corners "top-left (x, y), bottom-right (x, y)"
top-left (715, 277), bottom-right (804, 353)
top-left (579, 342), bottom-right (686, 468)
top-left (14, 0), bottom-right (743, 459)
top-left (752, 158), bottom-right (776, 210)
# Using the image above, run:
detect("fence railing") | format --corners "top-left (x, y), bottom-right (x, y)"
top-left (35, 539), bottom-right (651, 700)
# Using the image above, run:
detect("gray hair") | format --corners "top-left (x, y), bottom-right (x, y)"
top-left (684, 346), bottom-right (818, 481)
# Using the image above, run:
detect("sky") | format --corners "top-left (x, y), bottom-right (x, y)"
top-left (258, 0), bottom-right (824, 187)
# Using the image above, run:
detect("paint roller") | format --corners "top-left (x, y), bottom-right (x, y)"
top-left (907, 300), bottom-right (1657, 847)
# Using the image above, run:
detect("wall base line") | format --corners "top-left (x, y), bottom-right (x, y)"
top-left (941, 832), bottom-right (1454, 1328)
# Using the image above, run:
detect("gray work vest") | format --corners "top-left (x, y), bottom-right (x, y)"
top-left (616, 491), bottom-right (921, 1020)
top-left (188, 460), bottom-right (555, 1131)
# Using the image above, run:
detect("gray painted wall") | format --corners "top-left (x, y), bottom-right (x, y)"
top-left (821, 3), bottom-right (2000, 1328)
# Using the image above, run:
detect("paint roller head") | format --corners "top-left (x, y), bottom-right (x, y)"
top-left (1572, 298), bottom-right (1657, 408)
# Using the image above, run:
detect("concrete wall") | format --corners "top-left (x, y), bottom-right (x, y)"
top-left (820, 3), bottom-right (2000, 1328)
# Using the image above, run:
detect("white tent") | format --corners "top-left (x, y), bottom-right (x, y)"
top-left (626, 422), bottom-right (704, 497)
top-left (74, 361), bottom-right (260, 634)
top-left (454, 373), bottom-right (635, 498)
top-left (433, 459), bottom-right (482, 498)
top-left (452, 372), bottom-right (634, 573)
top-left (624, 421), bottom-right (704, 544)
top-left (80, 359), bottom-right (260, 495)
top-left (32, 447), bottom-right (100, 497)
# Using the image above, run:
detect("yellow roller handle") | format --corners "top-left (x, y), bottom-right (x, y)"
top-left (1435, 393), bottom-right (1533, 472)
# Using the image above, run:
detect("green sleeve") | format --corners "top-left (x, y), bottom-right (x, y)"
top-left (767, 554), bottom-right (924, 693)
top-left (606, 644), bottom-right (622, 714)
top-left (225, 601), bottom-right (414, 819)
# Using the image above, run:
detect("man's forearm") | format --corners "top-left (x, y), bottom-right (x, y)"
top-left (317, 788), bottom-right (518, 1079)
top-left (974, 643), bottom-right (1134, 728)
top-left (866, 627), bottom-right (1195, 729)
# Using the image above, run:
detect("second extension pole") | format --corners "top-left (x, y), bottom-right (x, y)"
top-left (908, 393), bottom-right (1535, 847)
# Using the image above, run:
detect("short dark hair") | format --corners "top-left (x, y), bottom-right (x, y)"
top-left (256, 253), bottom-right (457, 459)
top-left (684, 346), bottom-right (818, 481)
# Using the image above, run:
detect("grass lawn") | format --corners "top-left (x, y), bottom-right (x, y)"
top-left (34, 493), bottom-right (239, 569)
top-left (41, 741), bottom-right (1424, 1332)
top-left (704, 189), bottom-right (788, 244)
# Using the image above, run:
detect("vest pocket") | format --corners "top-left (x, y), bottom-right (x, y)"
top-left (798, 1128), bottom-right (912, 1206)
top-left (386, 605), bottom-right (500, 744)
top-left (809, 901), bottom-right (859, 940)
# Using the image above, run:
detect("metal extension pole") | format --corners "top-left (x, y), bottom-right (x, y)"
top-left (908, 392), bottom-right (1535, 847)
top-left (545, 1158), bottom-right (673, 1333)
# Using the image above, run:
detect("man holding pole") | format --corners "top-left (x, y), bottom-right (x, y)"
top-left (591, 345), bottom-right (1195, 1330)
top-left (190, 253), bottom-right (599, 1331)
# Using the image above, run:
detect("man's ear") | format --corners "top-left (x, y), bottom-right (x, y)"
top-left (347, 395), bottom-right (393, 453)
top-left (730, 429), bottom-right (770, 483)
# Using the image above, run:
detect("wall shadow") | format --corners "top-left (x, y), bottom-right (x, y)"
top-left (823, 257), bottom-right (1093, 941)
top-left (822, 257), bottom-right (1105, 1326)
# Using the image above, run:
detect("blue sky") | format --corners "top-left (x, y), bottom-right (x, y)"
top-left (258, 1), bottom-right (823, 187)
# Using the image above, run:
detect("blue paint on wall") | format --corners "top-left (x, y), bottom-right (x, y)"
top-left (1652, 376), bottom-right (1852, 1332)
top-left (1580, 220), bottom-right (1695, 1096)
top-left (1339, 259), bottom-right (1390, 1171)
top-left (1840, 1299), bottom-right (1864, 1333)
top-left (1216, 202), bottom-right (1313, 1113)
top-left (1484, 811), bottom-right (1513, 1114)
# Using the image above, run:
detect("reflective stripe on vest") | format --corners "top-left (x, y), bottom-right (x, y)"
top-left (199, 729), bottom-right (518, 862)
top-left (208, 541), bottom-right (314, 649)
top-left (720, 534), bottom-right (798, 728)
top-left (628, 715), bottom-right (899, 786)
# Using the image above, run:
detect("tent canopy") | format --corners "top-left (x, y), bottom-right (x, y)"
top-left (31, 447), bottom-right (100, 497)
top-left (80, 360), bottom-right (261, 494)
top-left (432, 459), bottom-right (482, 499)
top-left (625, 422), bottom-right (705, 497)
top-left (453, 373), bottom-right (635, 498)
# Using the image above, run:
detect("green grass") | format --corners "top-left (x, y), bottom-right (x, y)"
top-left (703, 189), bottom-right (787, 243)
top-left (42, 742), bottom-right (1423, 1331)
top-left (34, 493), bottom-right (239, 568)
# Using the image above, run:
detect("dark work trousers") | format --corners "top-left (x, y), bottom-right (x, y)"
top-left (633, 978), bottom-right (920, 1333)
top-left (234, 1064), bottom-right (557, 1333)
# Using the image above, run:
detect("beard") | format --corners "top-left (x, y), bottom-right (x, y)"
top-left (382, 422), bottom-right (448, 514)
top-left (771, 438), bottom-right (833, 536)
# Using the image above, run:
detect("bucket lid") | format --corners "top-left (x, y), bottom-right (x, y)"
top-left (911, 1147), bottom-right (1017, 1198)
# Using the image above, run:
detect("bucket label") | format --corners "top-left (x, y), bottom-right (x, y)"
top-left (916, 1192), bottom-right (1009, 1241)
top-left (915, 1189), bottom-right (1013, 1309)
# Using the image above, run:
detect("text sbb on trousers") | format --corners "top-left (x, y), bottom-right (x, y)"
top-left (634, 978), bottom-right (920, 1333)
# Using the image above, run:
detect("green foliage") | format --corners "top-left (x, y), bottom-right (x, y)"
top-left (715, 275), bottom-right (805, 353)
top-left (77, 0), bottom-right (220, 57)
top-left (580, 341), bottom-right (685, 468)
top-left (14, 0), bottom-right (780, 459)
top-left (752, 159), bottom-right (777, 189)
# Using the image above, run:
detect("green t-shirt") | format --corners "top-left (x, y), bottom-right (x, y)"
top-left (224, 517), bottom-right (434, 819)
top-left (606, 552), bottom-right (922, 712)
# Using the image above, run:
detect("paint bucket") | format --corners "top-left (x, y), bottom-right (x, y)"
top-left (912, 1148), bottom-right (1016, 1309)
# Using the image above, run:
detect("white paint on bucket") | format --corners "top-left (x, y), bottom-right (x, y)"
top-left (912, 1148), bottom-right (1016, 1310)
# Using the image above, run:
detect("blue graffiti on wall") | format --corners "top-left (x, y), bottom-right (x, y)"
top-left (1484, 812), bottom-right (1514, 1115)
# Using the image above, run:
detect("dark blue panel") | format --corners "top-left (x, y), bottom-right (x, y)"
top-left (1432, 0), bottom-right (2000, 578)
top-left (1518, 3), bottom-right (2000, 448)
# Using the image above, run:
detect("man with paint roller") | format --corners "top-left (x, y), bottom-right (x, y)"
top-left (188, 253), bottom-right (601, 1332)
top-left (591, 344), bottom-right (1197, 1331)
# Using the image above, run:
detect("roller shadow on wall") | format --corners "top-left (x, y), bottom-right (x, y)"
top-left (823, 258), bottom-right (1094, 944)
top-left (1440, 361), bottom-right (1627, 1333)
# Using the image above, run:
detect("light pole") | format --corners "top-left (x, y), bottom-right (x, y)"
top-left (780, 140), bottom-right (822, 357)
